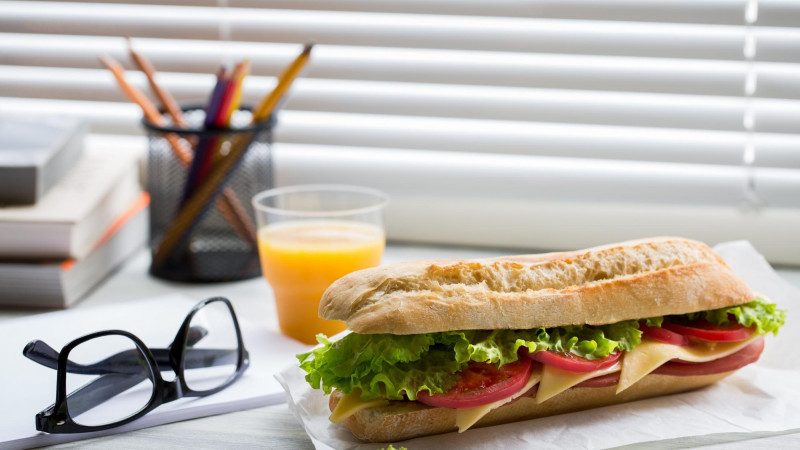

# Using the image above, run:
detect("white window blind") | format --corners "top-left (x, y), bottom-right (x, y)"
top-left (1, 0), bottom-right (799, 263)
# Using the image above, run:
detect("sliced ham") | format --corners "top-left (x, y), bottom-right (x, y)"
top-left (573, 336), bottom-right (764, 388)
top-left (512, 337), bottom-right (763, 401)
top-left (654, 337), bottom-right (764, 376)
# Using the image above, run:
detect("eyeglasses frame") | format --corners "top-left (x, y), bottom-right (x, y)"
top-left (34, 297), bottom-right (249, 433)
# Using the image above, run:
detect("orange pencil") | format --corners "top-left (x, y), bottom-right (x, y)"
top-left (99, 55), bottom-right (164, 128)
top-left (127, 38), bottom-right (187, 128)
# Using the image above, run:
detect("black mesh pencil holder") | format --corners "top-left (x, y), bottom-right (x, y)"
top-left (143, 105), bottom-right (274, 283)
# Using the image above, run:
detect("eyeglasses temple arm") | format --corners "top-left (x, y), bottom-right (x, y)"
top-left (23, 326), bottom-right (211, 375)
top-left (23, 340), bottom-right (61, 371)
top-left (94, 347), bottom-right (240, 372)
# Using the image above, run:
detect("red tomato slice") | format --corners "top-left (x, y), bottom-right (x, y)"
top-left (416, 359), bottom-right (533, 409)
top-left (662, 320), bottom-right (753, 342)
top-left (529, 350), bottom-right (621, 372)
top-left (654, 336), bottom-right (764, 376)
top-left (639, 323), bottom-right (691, 346)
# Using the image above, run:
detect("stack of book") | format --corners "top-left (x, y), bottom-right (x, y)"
top-left (0, 116), bottom-right (148, 308)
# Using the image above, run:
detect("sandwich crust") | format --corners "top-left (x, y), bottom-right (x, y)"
top-left (319, 237), bottom-right (753, 334)
top-left (329, 371), bottom-right (734, 442)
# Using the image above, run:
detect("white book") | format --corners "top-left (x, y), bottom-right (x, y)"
top-left (0, 194), bottom-right (149, 308)
top-left (0, 115), bottom-right (87, 205)
top-left (0, 149), bottom-right (141, 259)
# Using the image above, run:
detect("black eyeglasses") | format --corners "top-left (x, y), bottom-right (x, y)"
top-left (23, 297), bottom-right (249, 433)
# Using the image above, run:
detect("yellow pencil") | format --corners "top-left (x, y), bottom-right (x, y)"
top-left (226, 59), bottom-right (250, 124)
top-left (252, 43), bottom-right (313, 121)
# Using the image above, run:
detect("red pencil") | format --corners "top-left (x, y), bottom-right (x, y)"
top-left (213, 60), bottom-right (248, 126)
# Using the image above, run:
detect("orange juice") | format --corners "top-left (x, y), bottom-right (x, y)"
top-left (258, 220), bottom-right (385, 343)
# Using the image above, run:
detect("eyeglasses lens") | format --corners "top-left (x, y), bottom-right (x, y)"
top-left (66, 335), bottom-right (155, 426)
top-left (183, 301), bottom-right (240, 391)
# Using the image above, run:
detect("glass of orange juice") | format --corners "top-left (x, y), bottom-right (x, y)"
top-left (251, 185), bottom-right (388, 344)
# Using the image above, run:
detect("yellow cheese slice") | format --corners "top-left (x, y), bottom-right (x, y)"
top-left (455, 366), bottom-right (542, 433)
top-left (536, 361), bottom-right (622, 404)
top-left (617, 335), bottom-right (759, 393)
top-left (329, 389), bottom-right (389, 423)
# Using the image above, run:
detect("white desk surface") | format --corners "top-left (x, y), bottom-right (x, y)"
top-left (1, 244), bottom-right (799, 450)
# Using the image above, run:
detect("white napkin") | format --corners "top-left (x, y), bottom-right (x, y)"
top-left (276, 241), bottom-right (800, 449)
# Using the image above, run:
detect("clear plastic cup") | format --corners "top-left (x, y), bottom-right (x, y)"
top-left (252, 185), bottom-right (388, 343)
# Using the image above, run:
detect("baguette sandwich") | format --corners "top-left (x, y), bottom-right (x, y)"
top-left (298, 237), bottom-right (786, 442)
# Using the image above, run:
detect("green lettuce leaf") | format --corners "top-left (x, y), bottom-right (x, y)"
top-left (538, 321), bottom-right (642, 358)
top-left (298, 333), bottom-right (464, 401)
top-left (298, 321), bottom-right (642, 401)
top-left (680, 297), bottom-right (786, 335)
top-left (642, 316), bottom-right (664, 327)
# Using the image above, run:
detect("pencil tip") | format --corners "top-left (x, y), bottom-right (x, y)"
top-left (303, 42), bottom-right (315, 53)
top-left (98, 54), bottom-right (123, 71)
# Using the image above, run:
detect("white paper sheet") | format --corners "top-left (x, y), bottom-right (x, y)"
top-left (0, 294), bottom-right (309, 450)
top-left (276, 241), bottom-right (800, 449)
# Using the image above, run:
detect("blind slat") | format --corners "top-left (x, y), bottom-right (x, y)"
top-left (5, 34), bottom-right (800, 100)
top-left (25, 0), bottom-right (800, 28)
top-left (3, 96), bottom-right (800, 170)
top-left (4, 66), bottom-right (800, 134)
top-left (273, 144), bottom-right (800, 209)
top-left (379, 196), bottom-right (800, 266)
top-left (0, 33), bottom-right (768, 98)
top-left (758, 0), bottom-right (800, 28)
top-left (6, 2), bottom-right (800, 62)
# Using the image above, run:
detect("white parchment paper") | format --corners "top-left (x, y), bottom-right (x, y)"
top-left (275, 241), bottom-right (800, 449)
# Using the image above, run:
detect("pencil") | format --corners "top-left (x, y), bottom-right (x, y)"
top-left (152, 44), bottom-right (314, 266)
top-left (99, 54), bottom-right (163, 130)
top-left (224, 59), bottom-right (249, 125)
top-left (99, 55), bottom-right (258, 248)
top-left (182, 66), bottom-right (229, 205)
top-left (190, 65), bottom-right (235, 200)
top-left (127, 37), bottom-right (187, 128)
top-left (253, 43), bottom-right (313, 121)
top-left (209, 60), bottom-right (250, 170)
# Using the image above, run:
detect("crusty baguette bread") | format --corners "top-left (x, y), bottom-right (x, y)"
top-left (320, 237), bottom-right (753, 334)
top-left (330, 371), bottom-right (734, 442)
